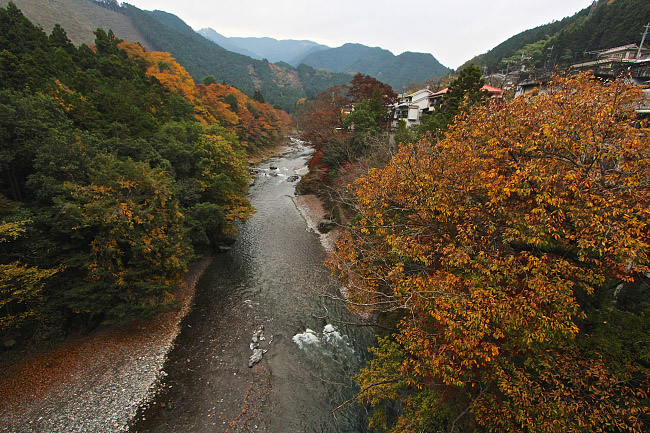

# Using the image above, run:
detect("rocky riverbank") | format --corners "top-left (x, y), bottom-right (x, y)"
top-left (0, 258), bottom-right (212, 433)
top-left (293, 194), bottom-right (340, 253)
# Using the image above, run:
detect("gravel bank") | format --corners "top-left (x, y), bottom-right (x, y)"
top-left (0, 258), bottom-right (212, 433)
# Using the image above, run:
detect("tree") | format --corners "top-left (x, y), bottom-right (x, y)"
top-left (202, 75), bottom-right (217, 86)
top-left (61, 156), bottom-right (189, 324)
top-left (329, 73), bottom-right (650, 432)
top-left (419, 64), bottom-right (488, 137)
top-left (347, 73), bottom-right (396, 105)
top-left (0, 217), bottom-right (59, 333)
top-left (252, 89), bottom-right (265, 103)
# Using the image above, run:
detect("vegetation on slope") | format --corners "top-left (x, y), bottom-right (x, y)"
top-left (465, 0), bottom-right (650, 72)
top-left (0, 0), bottom-right (151, 49)
top-left (125, 5), bottom-right (351, 111)
top-left (0, 3), bottom-right (289, 340)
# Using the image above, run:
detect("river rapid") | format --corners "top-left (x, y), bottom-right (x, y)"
top-left (131, 139), bottom-right (375, 433)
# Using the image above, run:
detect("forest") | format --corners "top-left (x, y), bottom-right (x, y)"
top-left (0, 3), bottom-right (289, 341)
top-left (297, 68), bottom-right (650, 431)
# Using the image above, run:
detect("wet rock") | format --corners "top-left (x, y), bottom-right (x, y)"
top-left (287, 175), bottom-right (300, 182)
top-left (317, 219), bottom-right (337, 234)
top-left (269, 171), bottom-right (278, 177)
top-left (269, 166), bottom-right (278, 170)
top-left (248, 349), bottom-right (264, 368)
top-left (248, 326), bottom-right (266, 367)
top-left (3, 339), bottom-right (16, 348)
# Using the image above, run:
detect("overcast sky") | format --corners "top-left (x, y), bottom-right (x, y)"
top-left (126, 0), bottom-right (594, 69)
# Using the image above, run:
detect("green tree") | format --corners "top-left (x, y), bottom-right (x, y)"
top-left (252, 89), bottom-right (265, 103)
top-left (61, 156), bottom-right (189, 324)
top-left (419, 64), bottom-right (487, 137)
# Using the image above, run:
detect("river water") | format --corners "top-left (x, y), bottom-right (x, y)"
top-left (131, 139), bottom-right (375, 433)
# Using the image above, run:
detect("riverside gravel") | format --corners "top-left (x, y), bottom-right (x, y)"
top-left (0, 258), bottom-right (211, 433)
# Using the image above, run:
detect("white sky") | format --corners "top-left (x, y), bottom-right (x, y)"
top-left (125, 0), bottom-right (594, 69)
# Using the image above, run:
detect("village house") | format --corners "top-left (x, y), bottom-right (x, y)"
top-left (392, 88), bottom-right (435, 128)
top-left (392, 85), bottom-right (504, 128)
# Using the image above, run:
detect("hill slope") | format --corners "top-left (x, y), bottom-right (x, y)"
top-left (300, 43), bottom-right (451, 90)
top-left (198, 28), bottom-right (329, 64)
top-left (125, 6), bottom-right (352, 111)
top-left (0, 0), bottom-right (152, 49)
top-left (465, 0), bottom-right (650, 73)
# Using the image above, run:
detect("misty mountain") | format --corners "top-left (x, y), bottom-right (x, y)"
top-left (195, 28), bottom-right (261, 58)
top-left (299, 43), bottom-right (452, 90)
top-left (198, 28), bottom-right (329, 64)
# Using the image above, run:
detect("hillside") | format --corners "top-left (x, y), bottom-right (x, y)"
top-left (198, 28), bottom-right (329, 65)
top-left (0, 0), bottom-right (151, 50)
top-left (300, 43), bottom-right (451, 90)
top-left (465, 0), bottom-right (650, 73)
top-left (125, 6), bottom-right (352, 111)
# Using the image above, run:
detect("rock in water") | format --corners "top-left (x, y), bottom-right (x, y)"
top-left (248, 349), bottom-right (264, 368)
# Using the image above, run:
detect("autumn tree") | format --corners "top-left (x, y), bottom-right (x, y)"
top-left (347, 73), bottom-right (397, 106)
top-left (329, 73), bottom-right (650, 432)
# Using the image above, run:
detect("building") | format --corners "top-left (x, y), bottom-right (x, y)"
top-left (393, 85), bottom-right (504, 128)
top-left (570, 44), bottom-right (650, 79)
top-left (393, 88), bottom-right (435, 128)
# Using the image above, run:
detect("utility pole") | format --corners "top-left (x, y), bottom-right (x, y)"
top-left (636, 22), bottom-right (650, 60)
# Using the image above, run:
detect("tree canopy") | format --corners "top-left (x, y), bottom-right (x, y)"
top-left (329, 73), bottom-right (650, 432)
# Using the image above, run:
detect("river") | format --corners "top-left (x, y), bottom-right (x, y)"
top-left (131, 139), bottom-right (375, 433)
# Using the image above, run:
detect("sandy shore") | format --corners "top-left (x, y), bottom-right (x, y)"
top-left (0, 258), bottom-right (212, 433)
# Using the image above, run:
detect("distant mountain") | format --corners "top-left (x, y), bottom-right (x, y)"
top-left (198, 28), bottom-right (329, 65)
top-left (0, 0), bottom-right (151, 49)
top-left (464, 0), bottom-right (650, 73)
top-left (299, 43), bottom-right (451, 90)
top-left (125, 5), bottom-right (352, 111)
top-left (196, 28), bottom-right (261, 59)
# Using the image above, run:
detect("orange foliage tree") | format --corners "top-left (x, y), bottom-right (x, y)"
top-left (329, 74), bottom-right (650, 432)
top-left (118, 41), bottom-right (290, 150)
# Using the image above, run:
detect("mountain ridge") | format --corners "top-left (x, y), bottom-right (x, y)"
top-left (198, 28), bottom-right (330, 64)
top-left (299, 43), bottom-right (452, 90)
